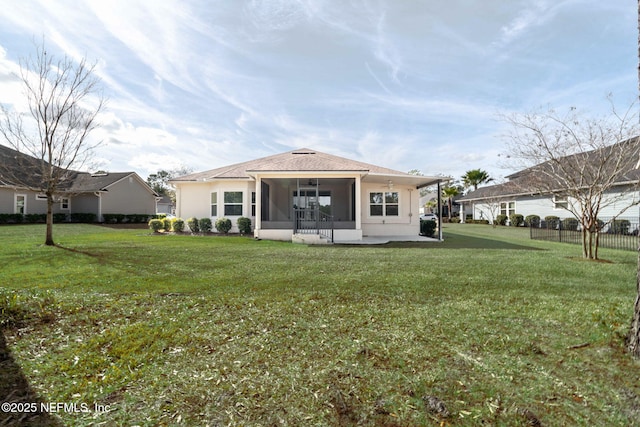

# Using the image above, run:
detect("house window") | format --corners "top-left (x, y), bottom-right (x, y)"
top-left (369, 192), bottom-right (399, 216)
top-left (224, 191), bottom-right (243, 216)
top-left (500, 201), bottom-right (515, 217)
top-left (251, 192), bottom-right (256, 217)
top-left (60, 197), bottom-right (70, 210)
top-left (210, 192), bottom-right (217, 216)
top-left (15, 195), bottom-right (26, 214)
top-left (553, 195), bottom-right (568, 210)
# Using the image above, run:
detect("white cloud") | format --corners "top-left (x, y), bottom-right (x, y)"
top-left (0, 0), bottom-right (634, 184)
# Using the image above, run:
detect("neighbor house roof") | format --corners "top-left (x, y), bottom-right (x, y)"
top-left (65, 172), bottom-right (141, 193)
top-left (459, 137), bottom-right (640, 203)
top-left (0, 143), bottom-right (155, 195)
top-left (172, 148), bottom-right (445, 188)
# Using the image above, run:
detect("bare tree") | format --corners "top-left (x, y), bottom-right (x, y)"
top-left (502, 102), bottom-right (640, 260)
top-left (0, 42), bottom-right (105, 245)
top-left (475, 193), bottom-right (507, 228)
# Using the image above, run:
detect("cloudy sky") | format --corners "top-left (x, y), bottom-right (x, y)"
top-left (0, 0), bottom-right (636, 183)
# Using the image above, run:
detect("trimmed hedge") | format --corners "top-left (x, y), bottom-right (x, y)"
top-left (70, 213), bottom-right (96, 223)
top-left (187, 217), bottom-right (200, 233)
top-left (467, 219), bottom-right (490, 225)
top-left (420, 219), bottom-right (437, 237)
top-left (172, 219), bottom-right (185, 233)
top-left (199, 218), bottom-right (213, 233)
top-left (509, 213), bottom-right (524, 227)
top-left (215, 217), bottom-right (232, 234)
top-left (561, 218), bottom-right (579, 231)
top-left (0, 214), bottom-right (24, 224)
top-left (611, 219), bottom-right (631, 235)
top-left (237, 217), bottom-right (252, 235)
top-left (148, 219), bottom-right (164, 232)
top-left (25, 214), bottom-right (46, 223)
top-left (524, 215), bottom-right (540, 227)
top-left (544, 216), bottom-right (560, 229)
top-left (495, 214), bottom-right (508, 226)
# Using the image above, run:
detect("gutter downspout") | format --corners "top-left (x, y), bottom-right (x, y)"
top-left (94, 192), bottom-right (102, 222)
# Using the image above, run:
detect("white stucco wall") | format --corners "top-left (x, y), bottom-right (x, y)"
top-left (175, 180), bottom-right (256, 233)
top-left (359, 182), bottom-right (420, 236)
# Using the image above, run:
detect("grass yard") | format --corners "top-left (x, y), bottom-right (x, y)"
top-left (1, 223), bottom-right (639, 426)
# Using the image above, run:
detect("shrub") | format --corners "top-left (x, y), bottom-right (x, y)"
top-left (420, 219), bottom-right (437, 237)
top-left (103, 214), bottom-right (126, 223)
top-left (172, 218), bottom-right (185, 233)
top-left (200, 217), bottom-right (213, 233)
top-left (53, 213), bottom-right (68, 223)
top-left (611, 219), bottom-right (631, 235)
top-left (25, 214), bottom-right (46, 223)
top-left (0, 214), bottom-right (26, 223)
top-left (126, 214), bottom-right (150, 223)
top-left (544, 216), bottom-right (560, 229)
top-left (187, 217), bottom-right (199, 233)
top-left (509, 213), bottom-right (524, 227)
top-left (71, 213), bottom-right (96, 223)
top-left (561, 217), bottom-right (579, 231)
top-left (450, 217), bottom-right (461, 224)
top-left (495, 214), bottom-right (508, 226)
top-left (148, 219), bottom-right (164, 233)
top-left (215, 217), bottom-right (232, 234)
top-left (162, 217), bottom-right (172, 232)
top-left (237, 217), bottom-right (252, 235)
top-left (524, 215), bottom-right (540, 227)
top-left (472, 219), bottom-right (490, 225)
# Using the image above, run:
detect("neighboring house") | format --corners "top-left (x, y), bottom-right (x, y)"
top-left (0, 144), bottom-right (157, 221)
top-left (171, 148), bottom-right (444, 242)
top-left (458, 145), bottom-right (640, 224)
top-left (418, 191), bottom-right (460, 219)
top-left (156, 195), bottom-right (175, 215)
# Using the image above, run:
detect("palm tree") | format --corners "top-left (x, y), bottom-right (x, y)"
top-left (442, 185), bottom-right (461, 220)
top-left (462, 169), bottom-right (493, 191)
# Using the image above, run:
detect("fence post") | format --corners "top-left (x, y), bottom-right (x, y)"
top-left (557, 220), bottom-right (561, 243)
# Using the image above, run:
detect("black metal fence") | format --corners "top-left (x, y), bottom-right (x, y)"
top-left (293, 208), bottom-right (334, 242)
top-left (529, 218), bottom-right (639, 251)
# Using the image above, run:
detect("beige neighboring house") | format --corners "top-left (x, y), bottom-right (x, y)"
top-left (171, 148), bottom-right (444, 243)
top-left (0, 144), bottom-right (157, 221)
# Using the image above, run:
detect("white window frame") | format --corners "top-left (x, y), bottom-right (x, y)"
top-left (60, 197), bottom-right (70, 210)
top-left (369, 191), bottom-right (399, 217)
top-left (15, 194), bottom-right (26, 214)
top-left (251, 192), bottom-right (256, 217)
top-left (210, 192), bottom-right (218, 216)
top-left (553, 195), bottom-right (568, 210)
top-left (224, 191), bottom-right (243, 216)
top-left (499, 201), bottom-right (516, 217)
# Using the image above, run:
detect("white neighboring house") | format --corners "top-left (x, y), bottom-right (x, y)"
top-left (171, 148), bottom-right (445, 242)
top-left (458, 153), bottom-right (640, 225)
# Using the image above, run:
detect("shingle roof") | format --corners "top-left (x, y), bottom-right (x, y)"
top-left (0, 144), bottom-right (153, 194)
top-left (173, 148), bottom-right (420, 181)
top-left (65, 171), bottom-right (138, 192)
top-left (459, 137), bottom-right (640, 202)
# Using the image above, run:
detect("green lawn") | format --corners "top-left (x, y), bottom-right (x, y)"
top-left (1, 223), bottom-right (639, 426)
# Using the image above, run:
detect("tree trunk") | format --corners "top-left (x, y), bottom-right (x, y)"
top-left (627, 237), bottom-right (640, 357)
top-left (45, 195), bottom-right (54, 246)
top-left (630, 0), bottom-right (640, 358)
